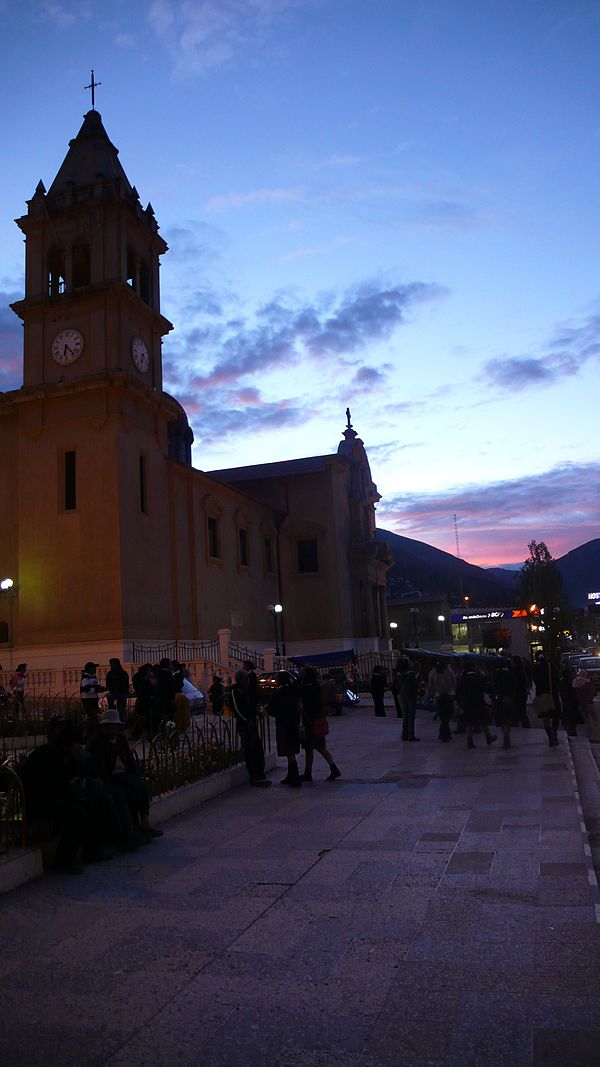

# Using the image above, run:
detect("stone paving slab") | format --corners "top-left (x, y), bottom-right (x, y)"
top-left (1, 698), bottom-right (600, 1066)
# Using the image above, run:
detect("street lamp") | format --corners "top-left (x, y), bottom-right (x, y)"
top-left (438, 614), bottom-right (445, 642)
top-left (408, 607), bottom-right (420, 647)
top-left (268, 603), bottom-right (283, 656)
top-left (389, 621), bottom-right (398, 648)
top-left (1, 578), bottom-right (16, 671)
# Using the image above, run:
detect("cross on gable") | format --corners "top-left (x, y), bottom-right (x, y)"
top-left (84, 70), bottom-right (101, 109)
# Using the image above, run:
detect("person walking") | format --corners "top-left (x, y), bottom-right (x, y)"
top-left (9, 662), bottom-right (27, 715)
top-left (532, 651), bottom-right (560, 747)
top-left (370, 665), bottom-right (387, 717)
top-left (230, 670), bottom-right (271, 787)
top-left (573, 666), bottom-right (596, 736)
top-left (559, 663), bottom-right (580, 737)
top-left (155, 658), bottom-right (175, 727)
top-left (391, 658), bottom-right (404, 719)
top-left (511, 655), bottom-right (531, 728)
top-left (456, 658), bottom-right (497, 750)
top-left (208, 674), bottom-right (226, 715)
top-left (299, 667), bottom-right (341, 781)
top-left (105, 658), bottom-right (130, 722)
top-left (396, 657), bottom-right (420, 741)
top-left (268, 671), bottom-right (303, 787)
top-left (132, 663), bottom-right (157, 736)
top-left (493, 660), bottom-right (515, 749)
top-left (427, 660), bottom-right (455, 742)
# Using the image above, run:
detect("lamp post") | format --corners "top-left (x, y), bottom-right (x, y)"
top-left (437, 614), bottom-right (445, 642)
top-left (1, 578), bottom-right (16, 671)
top-left (408, 607), bottom-right (420, 647)
top-left (268, 603), bottom-right (283, 656)
top-left (389, 621), bottom-right (398, 648)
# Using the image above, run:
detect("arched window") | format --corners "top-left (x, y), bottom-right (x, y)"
top-left (47, 245), bottom-right (65, 296)
top-left (139, 258), bottom-right (150, 305)
top-left (72, 241), bottom-right (91, 288)
top-left (126, 246), bottom-right (137, 290)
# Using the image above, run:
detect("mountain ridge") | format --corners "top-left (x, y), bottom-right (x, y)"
top-left (377, 530), bottom-right (600, 608)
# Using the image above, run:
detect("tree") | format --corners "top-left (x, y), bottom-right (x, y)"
top-left (516, 540), bottom-right (569, 652)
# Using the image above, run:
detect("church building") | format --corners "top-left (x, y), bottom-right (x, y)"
top-left (0, 108), bottom-right (391, 669)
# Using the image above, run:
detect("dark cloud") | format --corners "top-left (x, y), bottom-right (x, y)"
top-left (377, 463), bottom-right (600, 558)
top-left (166, 279), bottom-right (445, 394)
top-left (0, 287), bottom-right (23, 391)
top-left (177, 386), bottom-right (310, 449)
top-left (352, 365), bottom-right (388, 387)
top-left (479, 306), bottom-right (600, 394)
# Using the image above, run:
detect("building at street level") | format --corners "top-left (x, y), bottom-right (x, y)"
top-left (0, 109), bottom-right (391, 668)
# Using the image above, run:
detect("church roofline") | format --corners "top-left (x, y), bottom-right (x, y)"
top-left (207, 453), bottom-right (347, 483)
top-left (46, 109), bottom-right (132, 198)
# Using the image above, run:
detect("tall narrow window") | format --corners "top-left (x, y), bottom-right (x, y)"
top-left (72, 242), bottom-right (91, 288)
top-left (47, 245), bottom-right (65, 296)
top-left (239, 527), bottom-right (249, 567)
top-left (126, 246), bottom-right (137, 290)
top-left (264, 536), bottom-right (274, 573)
top-left (139, 455), bottom-right (148, 514)
top-left (139, 259), bottom-right (150, 304)
top-left (207, 516), bottom-right (220, 558)
top-left (298, 538), bottom-right (318, 574)
top-left (64, 450), bottom-right (76, 511)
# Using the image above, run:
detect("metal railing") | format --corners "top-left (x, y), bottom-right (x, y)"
top-left (0, 761), bottom-right (27, 856)
top-left (130, 639), bottom-right (220, 664)
top-left (229, 643), bottom-right (265, 670)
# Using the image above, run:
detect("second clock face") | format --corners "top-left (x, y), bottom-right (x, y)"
top-left (131, 337), bottom-right (149, 373)
top-left (52, 328), bottom-right (84, 365)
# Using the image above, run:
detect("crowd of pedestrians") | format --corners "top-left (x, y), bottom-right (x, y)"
top-left (231, 663), bottom-right (341, 788)
top-left (371, 650), bottom-right (598, 749)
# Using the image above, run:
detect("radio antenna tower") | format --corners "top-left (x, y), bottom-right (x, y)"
top-left (453, 513), bottom-right (461, 559)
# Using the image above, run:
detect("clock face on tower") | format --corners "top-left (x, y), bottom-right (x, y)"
top-left (131, 336), bottom-right (149, 373)
top-left (52, 328), bottom-right (84, 365)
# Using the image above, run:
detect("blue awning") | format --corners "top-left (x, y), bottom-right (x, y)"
top-left (288, 649), bottom-right (357, 668)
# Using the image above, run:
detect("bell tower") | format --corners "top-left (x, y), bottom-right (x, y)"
top-left (11, 109), bottom-right (172, 390)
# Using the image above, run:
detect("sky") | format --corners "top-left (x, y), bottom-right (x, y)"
top-left (1, 0), bottom-right (599, 568)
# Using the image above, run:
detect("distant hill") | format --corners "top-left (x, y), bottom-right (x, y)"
top-left (377, 531), bottom-right (600, 609)
top-left (376, 529), bottom-right (515, 604)
top-left (555, 539), bottom-right (600, 607)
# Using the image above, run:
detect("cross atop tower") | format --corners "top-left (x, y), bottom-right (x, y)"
top-left (84, 69), bottom-right (101, 110)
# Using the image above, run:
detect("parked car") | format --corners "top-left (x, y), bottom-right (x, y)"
top-left (576, 656), bottom-right (600, 694)
top-left (181, 677), bottom-right (207, 712)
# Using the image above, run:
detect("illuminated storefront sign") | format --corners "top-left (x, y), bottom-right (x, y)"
top-left (450, 609), bottom-right (525, 623)
top-left (588, 592), bottom-right (600, 601)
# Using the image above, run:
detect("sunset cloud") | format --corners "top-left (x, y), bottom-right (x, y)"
top-left (377, 462), bottom-right (600, 565)
top-left (480, 306), bottom-right (600, 394)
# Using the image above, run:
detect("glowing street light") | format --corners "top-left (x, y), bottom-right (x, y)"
top-left (268, 603), bottom-right (283, 655)
top-left (437, 614), bottom-right (445, 642)
top-left (1, 577), bottom-right (16, 670)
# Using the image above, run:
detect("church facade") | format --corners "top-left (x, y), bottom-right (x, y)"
top-left (0, 109), bottom-right (391, 669)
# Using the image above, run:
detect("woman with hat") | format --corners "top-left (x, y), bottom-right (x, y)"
top-left (87, 708), bottom-right (163, 840)
top-left (80, 661), bottom-right (106, 737)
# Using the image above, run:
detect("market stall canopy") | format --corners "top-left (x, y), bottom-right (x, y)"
top-left (288, 650), bottom-right (357, 668)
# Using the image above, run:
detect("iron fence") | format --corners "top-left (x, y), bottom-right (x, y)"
top-left (229, 643), bottom-right (265, 671)
top-left (130, 639), bottom-right (220, 664)
top-left (0, 761), bottom-right (27, 856)
top-left (0, 706), bottom-right (273, 850)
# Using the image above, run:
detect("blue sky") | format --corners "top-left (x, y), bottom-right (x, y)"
top-left (1, 0), bottom-right (599, 566)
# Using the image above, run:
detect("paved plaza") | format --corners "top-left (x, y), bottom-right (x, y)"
top-left (2, 700), bottom-right (600, 1067)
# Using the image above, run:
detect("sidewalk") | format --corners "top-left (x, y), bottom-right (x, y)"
top-left (2, 699), bottom-right (600, 1067)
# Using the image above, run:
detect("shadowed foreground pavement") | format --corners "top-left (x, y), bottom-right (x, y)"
top-left (2, 702), bottom-right (600, 1067)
